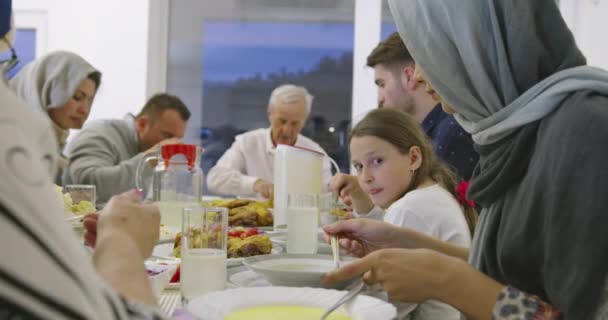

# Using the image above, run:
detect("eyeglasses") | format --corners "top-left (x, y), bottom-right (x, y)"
top-left (1, 37), bottom-right (19, 74)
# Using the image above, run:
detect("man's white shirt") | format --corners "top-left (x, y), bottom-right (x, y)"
top-left (207, 128), bottom-right (332, 197)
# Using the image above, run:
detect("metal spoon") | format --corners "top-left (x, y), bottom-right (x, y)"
top-left (320, 278), bottom-right (365, 320)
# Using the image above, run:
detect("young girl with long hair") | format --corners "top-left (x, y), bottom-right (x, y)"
top-left (330, 108), bottom-right (477, 319)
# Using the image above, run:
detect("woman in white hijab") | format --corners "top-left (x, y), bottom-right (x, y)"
top-left (10, 50), bottom-right (101, 172)
top-left (323, 0), bottom-right (608, 319)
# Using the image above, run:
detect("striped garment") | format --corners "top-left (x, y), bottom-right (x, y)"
top-left (0, 79), bottom-right (165, 319)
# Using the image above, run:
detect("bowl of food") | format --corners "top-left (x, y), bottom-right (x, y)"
top-left (243, 254), bottom-right (356, 289)
top-left (187, 286), bottom-right (396, 320)
top-left (145, 261), bottom-right (179, 298)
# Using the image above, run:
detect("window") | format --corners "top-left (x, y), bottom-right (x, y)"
top-left (1, 29), bottom-right (36, 79)
top-left (167, 1), bottom-right (356, 190)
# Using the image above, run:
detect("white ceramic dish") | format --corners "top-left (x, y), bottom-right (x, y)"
top-left (152, 242), bottom-right (283, 267)
top-left (145, 262), bottom-right (178, 298)
top-left (187, 286), bottom-right (396, 320)
top-left (243, 254), bottom-right (356, 289)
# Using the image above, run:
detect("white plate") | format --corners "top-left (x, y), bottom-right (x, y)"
top-left (145, 262), bottom-right (178, 297)
top-left (152, 243), bottom-right (283, 267)
top-left (243, 254), bottom-right (356, 289)
top-left (187, 286), bottom-right (396, 320)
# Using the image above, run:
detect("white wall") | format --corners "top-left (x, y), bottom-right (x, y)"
top-left (351, 0), bottom-right (381, 124)
top-left (11, 0), bottom-right (608, 128)
top-left (13, 0), bottom-right (151, 122)
top-left (561, 0), bottom-right (608, 71)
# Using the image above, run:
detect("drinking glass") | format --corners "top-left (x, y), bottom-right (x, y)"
top-left (286, 193), bottom-right (319, 254)
top-left (319, 192), bottom-right (349, 226)
top-left (63, 184), bottom-right (96, 214)
top-left (180, 206), bottom-right (228, 303)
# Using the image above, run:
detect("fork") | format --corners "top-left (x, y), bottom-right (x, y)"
top-left (159, 290), bottom-right (181, 316)
top-left (320, 278), bottom-right (365, 320)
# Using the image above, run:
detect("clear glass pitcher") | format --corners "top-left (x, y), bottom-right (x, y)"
top-left (135, 144), bottom-right (204, 230)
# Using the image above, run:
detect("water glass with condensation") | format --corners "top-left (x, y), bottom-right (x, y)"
top-left (180, 206), bottom-right (228, 304)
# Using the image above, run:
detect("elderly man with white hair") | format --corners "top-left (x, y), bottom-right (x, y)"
top-left (207, 84), bottom-right (331, 199)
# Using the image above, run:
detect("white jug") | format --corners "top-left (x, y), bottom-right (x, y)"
top-left (273, 145), bottom-right (339, 230)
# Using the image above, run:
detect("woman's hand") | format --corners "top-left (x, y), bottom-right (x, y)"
top-left (322, 248), bottom-right (455, 303)
top-left (96, 190), bottom-right (160, 258)
top-left (329, 173), bottom-right (374, 213)
top-left (322, 243), bottom-right (505, 320)
top-left (323, 218), bottom-right (407, 257)
top-left (91, 190), bottom-right (161, 305)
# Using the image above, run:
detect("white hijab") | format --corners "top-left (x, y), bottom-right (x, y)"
top-left (9, 50), bottom-right (99, 113)
top-left (9, 51), bottom-right (99, 151)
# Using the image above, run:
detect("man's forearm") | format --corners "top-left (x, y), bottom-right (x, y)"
top-left (93, 230), bottom-right (157, 305)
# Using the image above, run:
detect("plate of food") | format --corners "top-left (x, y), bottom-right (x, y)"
top-left (153, 227), bottom-right (282, 267)
top-left (205, 199), bottom-right (274, 228)
top-left (186, 286), bottom-right (396, 320)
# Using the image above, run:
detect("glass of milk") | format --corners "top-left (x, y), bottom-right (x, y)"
top-left (286, 193), bottom-right (319, 254)
top-left (180, 205), bottom-right (228, 304)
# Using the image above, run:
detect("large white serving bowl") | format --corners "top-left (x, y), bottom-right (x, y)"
top-left (187, 286), bottom-right (396, 320)
top-left (243, 254), bottom-right (356, 289)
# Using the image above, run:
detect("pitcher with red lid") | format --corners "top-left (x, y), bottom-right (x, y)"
top-left (135, 144), bottom-right (204, 231)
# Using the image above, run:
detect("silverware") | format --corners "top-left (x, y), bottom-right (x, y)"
top-left (329, 234), bottom-right (340, 270)
top-left (320, 278), bottom-right (365, 320)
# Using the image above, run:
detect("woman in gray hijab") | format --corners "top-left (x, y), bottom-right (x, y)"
top-left (322, 0), bottom-right (608, 319)
top-left (10, 50), bottom-right (101, 173)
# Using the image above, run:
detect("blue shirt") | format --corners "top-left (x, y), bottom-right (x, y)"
top-left (421, 104), bottom-right (478, 180)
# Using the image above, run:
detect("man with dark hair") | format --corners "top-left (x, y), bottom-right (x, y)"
top-left (367, 32), bottom-right (478, 180)
top-left (64, 93), bottom-right (190, 206)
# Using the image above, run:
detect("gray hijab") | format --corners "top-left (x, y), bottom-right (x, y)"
top-left (9, 50), bottom-right (100, 113)
top-left (388, 0), bottom-right (608, 145)
top-left (389, 0), bottom-right (608, 318)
